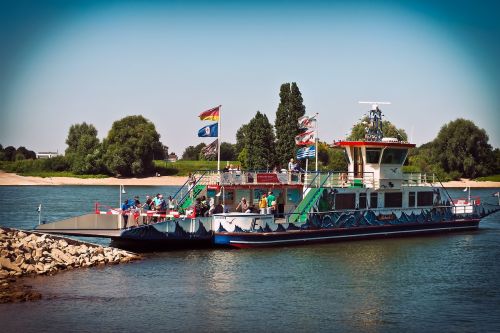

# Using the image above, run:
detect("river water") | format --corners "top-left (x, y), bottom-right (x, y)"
top-left (0, 186), bottom-right (499, 332)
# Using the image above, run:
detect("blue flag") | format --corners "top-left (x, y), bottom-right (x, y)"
top-left (296, 146), bottom-right (316, 159)
top-left (198, 123), bottom-right (218, 137)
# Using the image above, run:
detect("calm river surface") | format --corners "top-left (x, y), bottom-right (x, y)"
top-left (0, 186), bottom-right (500, 332)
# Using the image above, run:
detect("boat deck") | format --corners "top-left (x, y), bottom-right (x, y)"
top-left (38, 229), bottom-right (122, 238)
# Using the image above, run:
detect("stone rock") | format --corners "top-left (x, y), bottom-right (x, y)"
top-left (0, 257), bottom-right (21, 272)
top-left (17, 231), bottom-right (27, 238)
top-left (58, 240), bottom-right (68, 248)
top-left (52, 248), bottom-right (74, 266)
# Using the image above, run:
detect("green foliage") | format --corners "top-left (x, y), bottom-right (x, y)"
top-left (0, 156), bottom-right (70, 174)
top-left (182, 143), bottom-right (206, 160)
top-left (0, 145), bottom-right (36, 161)
top-left (2, 146), bottom-right (16, 161)
top-left (240, 111), bottom-right (276, 170)
top-left (65, 122), bottom-right (104, 174)
top-left (347, 116), bottom-right (408, 141)
top-left (432, 118), bottom-right (494, 178)
top-left (235, 124), bottom-right (248, 157)
top-left (102, 115), bottom-right (163, 177)
top-left (275, 82), bottom-right (306, 167)
top-left (219, 142), bottom-right (236, 161)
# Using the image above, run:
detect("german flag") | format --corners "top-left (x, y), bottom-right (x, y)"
top-left (199, 106), bottom-right (220, 121)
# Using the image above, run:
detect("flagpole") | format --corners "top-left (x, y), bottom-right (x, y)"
top-left (217, 105), bottom-right (221, 172)
top-left (315, 112), bottom-right (319, 172)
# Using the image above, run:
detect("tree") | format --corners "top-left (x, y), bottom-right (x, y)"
top-left (182, 143), bottom-right (206, 160)
top-left (275, 82), bottom-right (306, 167)
top-left (219, 142), bottom-right (236, 161)
top-left (3, 146), bottom-right (16, 161)
top-left (347, 116), bottom-right (408, 141)
top-left (15, 147), bottom-right (36, 160)
top-left (102, 115), bottom-right (163, 176)
top-left (432, 118), bottom-right (494, 178)
top-left (65, 122), bottom-right (103, 174)
top-left (235, 124), bottom-right (248, 157)
top-left (240, 111), bottom-right (276, 170)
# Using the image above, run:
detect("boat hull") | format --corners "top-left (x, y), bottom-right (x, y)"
top-left (214, 219), bottom-right (480, 248)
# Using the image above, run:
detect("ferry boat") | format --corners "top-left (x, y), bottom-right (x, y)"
top-left (36, 103), bottom-right (498, 248)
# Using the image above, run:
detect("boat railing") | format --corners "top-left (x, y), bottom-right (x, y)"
top-left (402, 173), bottom-right (436, 186)
top-left (177, 169), bottom-right (380, 190)
top-left (175, 171), bottom-right (208, 208)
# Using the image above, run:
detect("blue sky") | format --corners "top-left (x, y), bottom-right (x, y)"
top-left (1, 0), bottom-right (499, 156)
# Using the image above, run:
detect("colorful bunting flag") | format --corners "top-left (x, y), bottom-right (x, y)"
top-left (296, 146), bottom-right (316, 159)
top-left (295, 130), bottom-right (316, 146)
top-left (199, 106), bottom-right (220, 121)
top-left (198, 123), bottom-right (218, 137)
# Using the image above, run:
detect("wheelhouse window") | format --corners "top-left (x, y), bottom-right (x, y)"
top-left (385, 192), bottom-right (403, 208)
top-left (370, 193), bottom-right (378, 208)
top-left (408, 191), bottom-right (416, 207)
top-left (417, 191), bottom-right (434, 206)
top-left (335, 193), bottom-right (356, 210)
top-left (366, 148), bottom-right (382, 164)
top-left (381, 148), bottom-right (408, 164)
top-left (359, 193), bottom-right (367, 209)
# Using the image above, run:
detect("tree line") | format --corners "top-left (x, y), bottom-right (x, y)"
top-left (1, 82), bottom-right (498, 179)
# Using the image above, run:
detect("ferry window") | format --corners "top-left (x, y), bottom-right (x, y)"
top-left (287, 188), bottom-right (301, 205)
top-left (366, 148), bottom-right (382, 164)
top-left (335, 193), bottom-right (356, 210)
top-left (385, 192), bottom-right (402, 208)
top-left (417, 191), bottom-right (434, 206)
top-left (224, 190), bottom-right (234, 204)
top-left (381, 149), bottom-right (408, 164)
top-left (409, 191), bottom-right (415, 207)
top-left (359, 193), bottom-right (367, 209)
top-left (370, 193), bottom-right (378, 208)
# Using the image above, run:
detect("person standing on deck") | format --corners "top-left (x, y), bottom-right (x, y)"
top-left (121, 199), bottom-right (131, 229)
top-left (259, 193), bottom-right (268, 214)
top-left (267, 191), bottom-right (276, 215)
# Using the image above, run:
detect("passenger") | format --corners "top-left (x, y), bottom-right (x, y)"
top-left (188, 173), bottom-right (196, 192)
top-left (200, 196), bottom-right (209, 216)
top-left (259, 193), bottom-right (268, 214)
top-left (288, 158), bottom-right (295, 172)
top-left (267, 191), bottom-right (276, 215)
top-left (236, 197), bottom-right (249, 213)
top-left (143, 195), bottom-right (153, 210)
top-left (213, 202), bottom-right (224, 214)
top-left (133, 196), bottom-right (141, 226)
top-left (222, 164), bottom-right (229, 173)
top-left (142, 195), bottom-right (153, 224)
top-left (207, 197), bottom-right (215, 216)
top-left (167, 195), bottom-right (177, 211)
top-left (121, 199), bottom-right (130, 229)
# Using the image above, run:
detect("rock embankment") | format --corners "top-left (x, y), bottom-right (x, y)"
top-left (0, 227), bottom-right (141, 303)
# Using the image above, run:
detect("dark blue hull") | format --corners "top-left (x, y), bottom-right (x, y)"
top-left (214, 219), bottom-right (480, 248)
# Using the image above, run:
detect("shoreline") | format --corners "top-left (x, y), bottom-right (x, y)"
top-left (0, 171), bottom-right (499, 188)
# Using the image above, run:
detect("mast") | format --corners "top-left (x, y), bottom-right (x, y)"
top-left (217, 105), bottom-right (221, 172)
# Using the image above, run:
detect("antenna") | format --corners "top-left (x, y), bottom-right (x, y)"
top-left (358, 101), bottom-right (391, 141)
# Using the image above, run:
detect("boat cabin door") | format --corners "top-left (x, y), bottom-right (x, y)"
top-left (353, 147), bottom-right (364, 178)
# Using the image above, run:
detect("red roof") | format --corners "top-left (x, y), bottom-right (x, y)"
top-left (333, 141), bottom-right (416, 148)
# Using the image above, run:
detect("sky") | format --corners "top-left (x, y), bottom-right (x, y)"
top-left (1, 0), bottom-right (499, 156)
